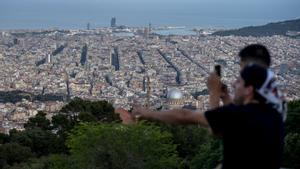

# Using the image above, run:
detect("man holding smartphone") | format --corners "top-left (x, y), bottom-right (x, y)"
top-left (116, 44), bottom-right (285, 168)
top-left (221, 44), bottom-right (287, 121)
top-left (128, 64), bottom-right (284, 169)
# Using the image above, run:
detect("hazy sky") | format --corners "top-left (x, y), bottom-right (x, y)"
top-left (0, 0), bottom-right (299, 29)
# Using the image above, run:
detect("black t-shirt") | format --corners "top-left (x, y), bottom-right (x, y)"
top-left (205, 103), bottom-right (284, 169)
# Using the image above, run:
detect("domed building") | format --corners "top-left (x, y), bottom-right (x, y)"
top-left (167, 88), bottom-right (183, 99)
top-left (164, 88), bottom-right (186, 109)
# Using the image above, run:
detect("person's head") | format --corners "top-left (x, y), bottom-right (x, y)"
top-left (233, 64), bottom-right (268, 105)
top-left (239, 44), bottom-right (271, 69)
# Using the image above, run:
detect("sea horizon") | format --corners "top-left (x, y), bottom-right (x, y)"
top-left (1, 0), bottom-right (299, 30)
top-left (1, 17), bottom-right (299, 31)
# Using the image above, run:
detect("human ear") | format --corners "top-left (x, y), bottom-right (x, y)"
top-left (245, 86), bottom-right (254, 96)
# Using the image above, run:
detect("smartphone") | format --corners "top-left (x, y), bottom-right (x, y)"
top-left (215, 65), bottom-right (221, 77)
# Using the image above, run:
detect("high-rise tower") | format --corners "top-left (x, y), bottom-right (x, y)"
top-left (47, 54), bottom-right (52, 63)
top-left (87, 22), bottom-right (90, 30)
top-left (148, 23), bottom-right (152, 33)
top-left (111, 17), bottom-right (116, 27)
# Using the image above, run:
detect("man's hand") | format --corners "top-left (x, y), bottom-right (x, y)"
top-left (207, 73), bottom-right (222, 96)
top-left (132, 106), bottom-right (151, 120)
top-left (115, 108), bottom-right (135, 124)
top-left (133, 106), bottom-right (209, 126)
top-left (207, 72), bottom-right (222, 109)
top-left (220, 83), bottom-right (233, 105)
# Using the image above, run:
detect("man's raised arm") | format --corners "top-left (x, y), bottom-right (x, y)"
top-left (132, 107), bottom-right (209, 127)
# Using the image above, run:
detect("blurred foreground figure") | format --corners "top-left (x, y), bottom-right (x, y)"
top-left (117, 64), bottom-right (284, 169)
top-left (221, 44), bottom-right (287, 121)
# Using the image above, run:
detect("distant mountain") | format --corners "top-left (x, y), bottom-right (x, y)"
top-left (212, 18), bottom-right (300, 37)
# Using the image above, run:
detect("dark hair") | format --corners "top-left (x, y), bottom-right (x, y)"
top-left (239, 44), bottom-right (271, 67)
top-left (240, 64), bottom-right (267, 102)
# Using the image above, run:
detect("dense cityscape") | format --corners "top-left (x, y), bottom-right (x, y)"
top-left (0, 22), bottom-right (299, 133)
top-left (1, 0), bottom-right (299, 167)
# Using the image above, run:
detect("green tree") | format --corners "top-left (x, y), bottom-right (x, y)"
top-left (157, 124), bottom-right (215, 168)
top-left (59, 97), bottom-right (119, 123)
top-left (162, 125), bottom-right (211, 158)
top-left (78, 112), bottom-right (97, 122)
top-left (51, 97), bottom-right (120, 134)
top-left (49, 98), bottom-right (122, 154)
top-left (282, 99), bottom-right (300, 168)
top-left (7, 154), bottom-right (73, 169)
top-left (45, 154), bottom-right (74, 169)
top-left (51, 114), bottom-right (72, 132)
top-left (66, 122), bottom-right (181, 169)
top-left (50, 113), bottom-right (72, 154)
top-left (24, 111), bottom-right (51, 130)
top-left (10, 128), bottom-right (58, 157)
top-left (282, 133), bottom-right (300, 169)
top-left (190, 138), bottom-right (223, 169)
top-left (285, 100), bottom-right (300, 134)
top-left (0, 143), bottom-right (33, 168)
top-left (0, 133), bottom-right (10, 144)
